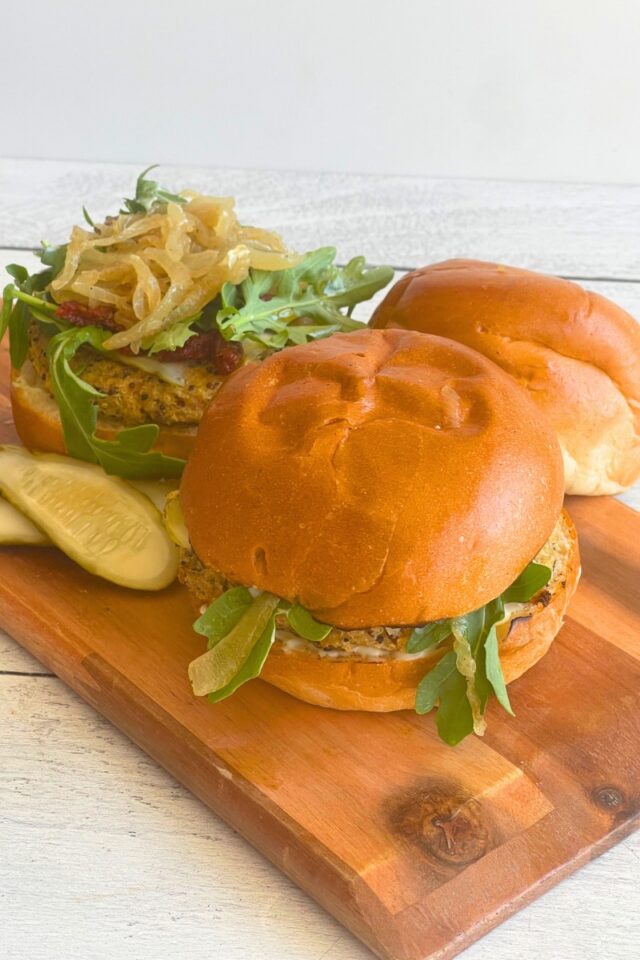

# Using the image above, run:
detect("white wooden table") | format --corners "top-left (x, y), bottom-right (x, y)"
top-left (0, 159), bottom-right (638, 960)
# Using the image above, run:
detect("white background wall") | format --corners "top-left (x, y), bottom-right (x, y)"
top-left (2, 0), bottom-right (639, 184)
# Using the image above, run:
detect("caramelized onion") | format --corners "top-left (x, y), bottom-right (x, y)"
top-left (49, 192), bottom-right (300, 352)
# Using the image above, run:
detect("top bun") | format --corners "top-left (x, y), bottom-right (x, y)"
top-left (180, 328), bottom-right (564, 629)
top-left (371, 259), bottom-right (640, 495)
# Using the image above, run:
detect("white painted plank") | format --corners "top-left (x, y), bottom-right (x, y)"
top-left (1, 158), bottom-right (640, 278)
top-left (1, 670), bottom-right (639, 960)
top-left (0, 672), bottom-right (371, 960)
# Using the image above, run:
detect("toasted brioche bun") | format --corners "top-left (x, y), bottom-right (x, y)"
top-left (261, 509), bottom-right (579, 711)
top-left (10, 363), bottom-right (197, 461)
top-left (181, 328), bottom-right (564, 629)
top-left (371, 259), bottom-right (640, 496)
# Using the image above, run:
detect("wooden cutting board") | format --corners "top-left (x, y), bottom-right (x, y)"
top-left (1, 343), bottom-right (639, 960)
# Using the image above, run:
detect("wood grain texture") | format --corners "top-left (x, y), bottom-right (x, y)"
top-left (3, 666), bottom-right (638, 960)
top-left (2, 157), bottom-right (640, 277)
top-left (0, 343), bottom-right (639, 960)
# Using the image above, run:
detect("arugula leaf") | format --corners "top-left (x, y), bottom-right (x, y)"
top-left (47, 326), bottom-right (185, 479)
top-left (194, 586), bottom-right (254, 649)
top-left (82, 206), bottom-right (96, 229)
top-left (1, 284), bottom-right (15, 342)
top-left (1, 280), bottom-right (61, 358)
top-left (144, 315), bottom-right (201, 355)
top-left (435, 666), bottom-right (474, 746)
top-left (414, 561), bottom-right (552, 744)
top-left (121, 165), bottom-right (187, 215)
top-left (217, 247), bottom-right (393, 349)
top-left (39, 242), bottom-right (68, 281)
top-left (188, 587), bottom-right (335, 703)
top-left (485, 623), bottom-right (514, 715)
top-left (468, 600), bottom-right (502, 713)
top-left (207, 611), bottom-right (277, 703)
top-left (188, 592), bottom-right (280, 698)
top-left (286, 603), bottom-right (332, 642)
top-left (6, 264), bottom-right (29, 284)
top-left (8, 300), bottom-right (29, 368)
top-left (407, 619), bottom-right (451, 653)
top-left (415, 650), bottom-right (458, 714)
top-left (503, 561), bottom-right (551, 603)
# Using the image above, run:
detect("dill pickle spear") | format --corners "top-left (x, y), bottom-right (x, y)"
top-left (0, 446), bottom-right (177, 589)
top-left (0, 497), bottom-right (50, 545)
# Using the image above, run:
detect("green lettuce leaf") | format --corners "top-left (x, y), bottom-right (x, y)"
top-left (217, 247), bottom-right (394, 349)
top-left (47, 326), bottom-right (185, 479)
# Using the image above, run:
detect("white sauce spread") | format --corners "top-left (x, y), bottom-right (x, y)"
top-left (275, 599), bottom-right (530, 662)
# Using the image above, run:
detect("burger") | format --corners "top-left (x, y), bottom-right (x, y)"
top-left (1, 167), bottom-right (393, 479)
top-left (176, 327), bottom-right (580, 744)
top-left (370, 259), bottom-right (640, 496)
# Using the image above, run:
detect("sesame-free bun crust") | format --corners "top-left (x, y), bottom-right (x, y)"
top-left (181, 328), bottom-right (565, 629)
top-left (10, 364), bottom-right (197, 461)
top-left (371, 259), bottom-right (640, 495)
top-left (261, 510), bottom-right (580, 711)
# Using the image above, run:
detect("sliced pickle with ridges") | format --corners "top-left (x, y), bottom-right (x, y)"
top-left (0, 446), bottom-right (177, 589)
top-left (0, 496), bottom-right (50, 546)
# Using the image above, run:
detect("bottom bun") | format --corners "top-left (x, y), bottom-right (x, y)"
top-left (261, 509), bottom-right (580, 711)
top-left (10, 363), bottom-right (197, 461)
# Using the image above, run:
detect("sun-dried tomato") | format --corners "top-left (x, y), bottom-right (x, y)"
top-left (56, 300), bottom-right (119, 331)
top-left (154, 329), bottom-right (244, 375)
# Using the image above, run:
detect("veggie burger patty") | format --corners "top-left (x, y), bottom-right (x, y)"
top-left (27, 325), bottom-right (224, 427)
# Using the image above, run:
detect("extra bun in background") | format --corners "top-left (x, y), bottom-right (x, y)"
top-left (371, 259), bottom-right (640, 496)
top-left (181, 328), bottom-right (565, 630)
top-left (10, 364), bottom-right (196, 461)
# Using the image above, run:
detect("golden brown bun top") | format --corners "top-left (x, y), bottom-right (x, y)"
top-left (370, 259), bottom-right (640, 407)
top-left (370, 260), bottom-right (640, 496)
top-left (180, 328), bottom-right (564, 628)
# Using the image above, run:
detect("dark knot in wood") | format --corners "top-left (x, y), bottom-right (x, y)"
top-left (391, 782), bottom-right (491, 867)
top-left (592, 785), bottom-right (625, 810)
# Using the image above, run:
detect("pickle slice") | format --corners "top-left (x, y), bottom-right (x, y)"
top-left (163, 490), bottom-right (190, 549)
top-left (0, 446), bottom-right (177, 590)
top-left (0, 497), bottom-right (50, 546)
top-left (129, 478), bottom-right (179, 513)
